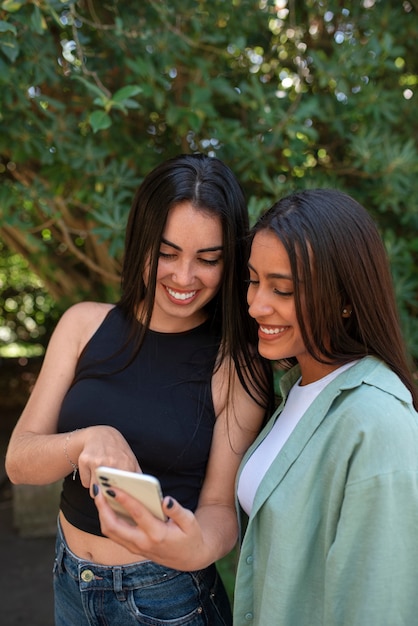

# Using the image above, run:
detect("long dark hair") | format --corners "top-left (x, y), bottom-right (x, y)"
top-left (118, 153), bottom-right (274, 415)
top-left (251, 188), bottom-right (417, 409)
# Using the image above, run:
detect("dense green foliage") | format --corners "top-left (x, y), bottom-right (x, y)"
top-left (0, 0), bottom-right (417, 358)
top-left (0, 240), bottom-right (58, 355)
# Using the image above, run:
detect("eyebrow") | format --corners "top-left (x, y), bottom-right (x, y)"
top-left (161, 237), bottom-right (223, 253)
top-left (248, 262), bottom-right (292, 280)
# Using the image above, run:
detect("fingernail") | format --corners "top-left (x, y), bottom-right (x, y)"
top-left (167, 498), bottom-right (174, 509)
top-left (93, 484), bottom-right (99, 497)
top-left (106, 489), bottom-right (116, 498)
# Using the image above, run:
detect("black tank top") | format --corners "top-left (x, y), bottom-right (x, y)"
top-left (57, 306), bottom-right (221, 536)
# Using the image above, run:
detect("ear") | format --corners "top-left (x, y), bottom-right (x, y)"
top-left (342, 305), bottom-right (352, 318)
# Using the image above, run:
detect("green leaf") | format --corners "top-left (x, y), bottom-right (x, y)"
top-left (30, 5), bottom-right (47, 35)
top-left (93, 95), bottom-right (108, 107)
top-left (0, 20), bottom-right (16, 34)
top-left (72, 75), bottom-right (109, 101)
top-left (89, 110), bottom-right (112, 133)
top-left (112, 85), bottom-right (142, 103)
top-left (119, 98), bottom-right (140, 110)
top-left (0, 32), bottom-right (19, 62)
top-left (1, 0), bottom-right (24, 12)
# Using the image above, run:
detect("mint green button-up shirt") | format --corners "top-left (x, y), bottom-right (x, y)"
top-left (234, 357), bottom-right (418, 626)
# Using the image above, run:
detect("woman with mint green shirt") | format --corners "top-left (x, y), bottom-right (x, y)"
top-left (234, 189), bottom-right (418, 625)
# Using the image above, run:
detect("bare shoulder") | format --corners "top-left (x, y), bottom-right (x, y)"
top-left (212, 348), bottom-right (266, 406)
top-left (212, 353), bottom-right (266, 438)
top-left (60, 301), bottom-right (114, 327)
top-left (53, 301), bottom-right (115, 356)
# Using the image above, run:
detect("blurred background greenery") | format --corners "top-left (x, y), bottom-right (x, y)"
top-left (1, 0), bottom-right (417, 362)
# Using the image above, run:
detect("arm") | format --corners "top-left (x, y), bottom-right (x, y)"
top-left (5, 302), bottom-right (140, 488)
top-left (324, 470), bottom-right (418, 625)
top-left (94, 357), bottom-right (266, 570)
top-left (324, 397), bottom-right (418, 625)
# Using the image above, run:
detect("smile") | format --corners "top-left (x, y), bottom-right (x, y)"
top-left (166, 287), bottom-right (197, 301)
top-left (259, 325), bottom-right (287, 335)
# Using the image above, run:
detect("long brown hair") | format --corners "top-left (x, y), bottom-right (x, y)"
top-left (251, 188), bottom-right (417, 409)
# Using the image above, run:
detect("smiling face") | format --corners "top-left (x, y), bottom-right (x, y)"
top-left (146, 201), bottom-right (224, 332)
top-left (247, 229), bottom-right (336, 384)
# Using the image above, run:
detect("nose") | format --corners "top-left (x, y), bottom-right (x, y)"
top-left (247, 287), bottom-right (274, 319)
top-left (172, 260), bottom-right (194, 286)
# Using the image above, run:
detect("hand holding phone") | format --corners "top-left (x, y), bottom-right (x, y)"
top-left (95, 466), bottom-right (166, 523)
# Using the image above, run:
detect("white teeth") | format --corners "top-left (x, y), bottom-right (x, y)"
top-left (167, 288), bottom-right (196, 301)
top-left (260, 326), bottom-right (286, 335)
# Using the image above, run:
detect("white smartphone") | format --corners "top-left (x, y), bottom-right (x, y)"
top-left (95, 466), bottom-right (167, 523)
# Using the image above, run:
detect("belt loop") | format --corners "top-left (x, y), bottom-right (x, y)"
top-left (113, 566), bottom-right (126, 601)
top-left (54, 531), bottom-right (66, 574)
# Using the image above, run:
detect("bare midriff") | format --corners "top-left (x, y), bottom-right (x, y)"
top-left (59, 511), bottom-right (148, 565)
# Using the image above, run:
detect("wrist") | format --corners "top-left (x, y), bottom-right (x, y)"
top-left (64, 429), bottom-right (79, 480)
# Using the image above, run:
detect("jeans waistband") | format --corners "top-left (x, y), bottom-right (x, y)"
top-left (55, 516), bottom-right (210, 593)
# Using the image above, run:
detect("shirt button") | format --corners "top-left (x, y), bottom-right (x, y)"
top-left (245, 612), bottom-right (253, 621)
top-left (81, 569), bottom-right (94, 582)
top-left (246, 555), bottom-right (253, 564)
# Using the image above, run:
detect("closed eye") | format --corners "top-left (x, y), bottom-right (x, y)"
top-left (273, 288), bottom-right (293, 297)
top-left (199, 258), bottom-right (221, 266)
top-left (159, 251), bottom-right (176, 259)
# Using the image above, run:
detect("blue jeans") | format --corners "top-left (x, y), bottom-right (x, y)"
top-left (53, 521), bottom-right (232, 626)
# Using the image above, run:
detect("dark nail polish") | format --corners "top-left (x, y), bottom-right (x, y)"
top-left (167, 498), bottom-right (174, 509)
top-left (106, 489), bottom-right (116, 498)
top-left (93, 484), bottom-right (99, 497)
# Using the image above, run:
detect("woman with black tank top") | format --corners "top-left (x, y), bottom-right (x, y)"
top-left (6, 154), bottom-right (274, 626)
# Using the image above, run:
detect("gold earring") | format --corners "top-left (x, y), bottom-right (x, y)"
top-left (342, 306), bottom-right (352, 318)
